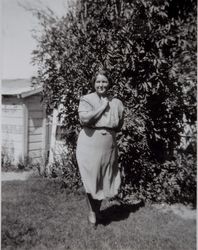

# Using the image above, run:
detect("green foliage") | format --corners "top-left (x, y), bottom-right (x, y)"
top-left (32, 0), bottom-right (196, 204)
top-left (50, 150), bottom-right (82, 191)
top-left (1, 149), bottom-right (35, 172)
top-left (1, 149), bottom-right (13, 171)
top-left (120, 151), bottom-right (196, 207)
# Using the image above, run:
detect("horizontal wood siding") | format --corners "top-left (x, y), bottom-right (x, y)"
top-left (29, 141), bottom-right (42, 151)
top-left (2, 134), bottom-right (23, 143)
top-left (28, 110), bottom-right (43, 119)
top-left (28, 118), bottom-right (43, 127)
top-left (28, 150), bottom-right (42, 159)
top-left (2, 97), bottom-right (24, 164)
top-left (28, 126), bottom-right (43, 135)
top-left (2, 147), bottom-right (23, 158)
top-left (27, 95), bottom-right (44, 163)
top-left (2, 124), bottom-right (23, 134)
top-left (2, 95), bottom-right (48, 165)
top-left (2, 117), bottom-right (23, 125)
top-left (2, 108), bottom-right (23, 117)
top-left (29, 134), bottom-right (43, 142)
top-left (27, 100), bottom-right (43, 110)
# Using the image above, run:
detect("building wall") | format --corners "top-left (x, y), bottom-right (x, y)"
top-left (26, 95), bottom-right (46, 164)
top-left (2, 94), bottom-right (49, 166)
top-left (2, 96), bottom-right (24, 164)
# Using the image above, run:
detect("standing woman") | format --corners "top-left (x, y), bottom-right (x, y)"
top-left (76, 70), bottom-right (124, 228)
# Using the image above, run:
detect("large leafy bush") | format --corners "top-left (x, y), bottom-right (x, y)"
top-left (32, 0), bottom-right (196, 205)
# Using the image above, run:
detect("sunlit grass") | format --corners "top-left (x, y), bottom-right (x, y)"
top-left (2, 177), bottom-right (196, 250)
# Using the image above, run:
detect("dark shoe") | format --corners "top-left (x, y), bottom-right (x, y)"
top-left (96, 211), bottom-right (105, 221)
top-left (96, 211), bottom-right (109, 225)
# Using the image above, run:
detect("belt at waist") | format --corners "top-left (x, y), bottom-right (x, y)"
top-left (83, 126), bottom-right (115, 131)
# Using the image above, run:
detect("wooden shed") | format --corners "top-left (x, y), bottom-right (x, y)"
top-left (2, 79), bottom-right (50, 166)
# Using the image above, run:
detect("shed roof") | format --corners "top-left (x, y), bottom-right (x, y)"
top-left (2, 79), bottom-right (43, 98)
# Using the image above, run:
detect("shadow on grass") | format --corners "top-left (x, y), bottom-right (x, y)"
top-left (99, 200), bottom-right (145, 226)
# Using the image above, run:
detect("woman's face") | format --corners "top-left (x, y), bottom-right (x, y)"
top-left (94, 74), bottom-right (109, 96)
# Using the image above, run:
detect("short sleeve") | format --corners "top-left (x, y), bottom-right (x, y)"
top-left (78, 97), bottom-right (93, 112)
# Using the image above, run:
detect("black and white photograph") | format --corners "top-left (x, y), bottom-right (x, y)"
top-left (1, 0), bottom-right (196, 249)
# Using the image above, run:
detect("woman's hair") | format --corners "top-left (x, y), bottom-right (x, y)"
top-left (91, 69), bottom-right (112, 89)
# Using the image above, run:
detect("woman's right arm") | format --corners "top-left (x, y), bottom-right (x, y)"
top-left (79, 98), bottom-right (108, 126)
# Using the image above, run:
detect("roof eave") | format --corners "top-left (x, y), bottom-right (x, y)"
top-left (2, 87), bottom-right (43, 98)
top-left (20, 87), bottom-right (43, 98)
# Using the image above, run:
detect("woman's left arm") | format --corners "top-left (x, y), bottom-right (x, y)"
top-left (115, 114), bottom-right (124, 132)
top-left (115, 100), bottom-right (124, 132)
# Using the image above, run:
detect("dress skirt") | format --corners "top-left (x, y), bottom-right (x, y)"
top-left (76, 127), bottom-right (121, 200)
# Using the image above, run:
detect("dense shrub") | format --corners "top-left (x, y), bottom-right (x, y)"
top-left (120, 151), bottom-right (196, 205)
top-left (32, 0), bottom-right (196, 204)
top-left (49, 150), bottom-right (82, 191)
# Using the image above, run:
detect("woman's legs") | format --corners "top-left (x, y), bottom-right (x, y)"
top-left (86, 193), bottom-right (96, 225)
top-left (95, 199), bottom-right (102, 218)
top-left (86, 193), bottom-right (102, 224)
top-left (86, 193), bottom-right (96, 212)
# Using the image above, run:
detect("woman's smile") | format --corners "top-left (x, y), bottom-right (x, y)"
top-left (94, 74), bottom-right (109, 96)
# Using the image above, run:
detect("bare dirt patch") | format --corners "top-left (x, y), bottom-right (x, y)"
top-left (153, 203), bottom-right (196, 220)
top-left (1, 171), bottom-right (35, 181)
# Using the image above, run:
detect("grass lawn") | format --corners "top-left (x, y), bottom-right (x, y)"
top-left (2, 177), bottom-right (196, 250)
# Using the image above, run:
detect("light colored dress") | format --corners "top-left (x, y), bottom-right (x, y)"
top-left (76, 92), bottom-right (124, 200)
